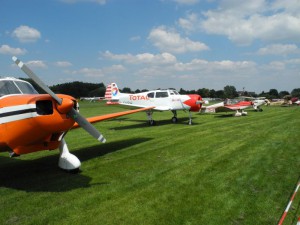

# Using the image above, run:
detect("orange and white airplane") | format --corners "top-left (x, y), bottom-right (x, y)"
top-left (0, 57), bottom-right (153, 171)
top-left (105, 83), bottom-right (205, 125)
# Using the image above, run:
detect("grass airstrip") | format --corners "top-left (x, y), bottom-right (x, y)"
top-left (0, 101), bottom-right (300, 225)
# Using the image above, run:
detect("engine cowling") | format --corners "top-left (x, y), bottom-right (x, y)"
top-left (184, 94), bottom-right (203, 112)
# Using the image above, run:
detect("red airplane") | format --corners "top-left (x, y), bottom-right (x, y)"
top-left (0, 57), bottom-right (153, 171)
top-left (201, 99), bottom-right (253, 116)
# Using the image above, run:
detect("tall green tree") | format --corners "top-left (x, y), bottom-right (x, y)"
top-left (279, 91), bottom-right (290, 98)
top-left (197, 88), bottom-right (210, 97)
top-left (269, 89), bottom-right (279, 99)
top-left (209, 89), bottom-right (216, 98)
top-left (223, 85), bottom-right (238, 98)
top-left (179, 88), bottom-right (187, 94)
top-left (215, 90), bottom-right (225, 99)
top-left (121, 87), bottom-right (133, 93)
top-left (291, 88), bottom-right (300, 98)
top-left (50, 81), bottom-right (104, 98)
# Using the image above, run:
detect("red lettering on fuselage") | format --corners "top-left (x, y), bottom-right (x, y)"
top-left (129, 95), bottom-right (149, 101)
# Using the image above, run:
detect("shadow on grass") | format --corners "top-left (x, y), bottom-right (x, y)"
top-left (74, 137), bottom-right (152, 161)
top-left (109, 117), bottom-right (201, 130)
top-left (214, 114), bottom-right (236, 118)
top-left (0, 138), bottom-right (151, 192)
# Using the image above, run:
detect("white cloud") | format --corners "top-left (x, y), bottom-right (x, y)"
top-left (191, 1), bottom-right (300, 45)
top-left (74, 68), bottom-right (104, 77)
top-left (271, 0), bottom-right (300, 15)
top-left (130, 36), bottom-right (141, 41)
top-left (69, 64), bottom-right (125, 77)
top-left (103, 64), bottom-right (126, 74)
top-left (178, 13), bottom-right (199, 32)
top-left (0, 45), bottom-right (27, 55)
top-left (257, 44), bottom-right (300, 55)
top-left (102, 51), bottom-right (177, 64)
top-left (61, 0), bottom-right (106, 4)
top-left (100, 48), bottom-right (299, 92)
top-left (26, 60), bottom-right (47, 69)
top-left (218, 0), bottom-right (267, 15)
top-left (55, 61), bottom-right (73, 67)
top-left (148, 26), bottom-right (209, 54)
top-left (12, 25), bottom-right (41, 43)
top-left (173, 0), bottom-right (199, 5)
top-left (102, 51), bottom-right (256, 76)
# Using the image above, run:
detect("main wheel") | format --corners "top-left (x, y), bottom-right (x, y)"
top-left (171, 116), bottom-right (178, 123)
top-left (148, 120), bottom-right (156, 126)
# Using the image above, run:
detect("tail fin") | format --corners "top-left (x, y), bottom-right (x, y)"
top-left (105, 83), bottom-right (120, 104)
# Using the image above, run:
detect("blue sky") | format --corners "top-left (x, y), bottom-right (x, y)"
top-left (0, 0), bottom-right (300, 93)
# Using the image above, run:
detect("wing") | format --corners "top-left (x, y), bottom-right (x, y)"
top-left (72, 106), bottom-right (154, 129)
top-left (216, 104), bottom-right (251, 112)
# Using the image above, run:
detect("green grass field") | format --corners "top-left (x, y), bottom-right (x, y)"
top-left (1, 102), bottom-right (300, 225)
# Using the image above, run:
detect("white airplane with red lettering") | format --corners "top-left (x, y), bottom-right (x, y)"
top-left (105, 83), bottom-right (205, 125)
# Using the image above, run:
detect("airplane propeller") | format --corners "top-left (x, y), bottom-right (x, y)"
top-left (12, 56), bottom-right (106, 143)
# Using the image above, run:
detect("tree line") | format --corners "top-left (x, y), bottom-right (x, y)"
top-left (21, 78), bottom-right (300, 99)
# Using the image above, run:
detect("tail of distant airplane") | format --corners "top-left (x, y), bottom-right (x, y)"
top-left (105, 83), bottom-right (121, 104)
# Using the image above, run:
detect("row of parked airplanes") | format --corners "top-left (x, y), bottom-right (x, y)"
top-left (0, 57), bottom-right (269, 172)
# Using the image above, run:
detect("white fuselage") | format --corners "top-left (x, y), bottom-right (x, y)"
top-left (117, 90), bottom-right (192, 111)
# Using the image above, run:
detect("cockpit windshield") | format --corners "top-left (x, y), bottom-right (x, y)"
top-left (169, 90), bottom-right (179, 95)
top-left (0, 79), bottom-right (38, 97)
top-left (16, 81), bottom-right (38, 94)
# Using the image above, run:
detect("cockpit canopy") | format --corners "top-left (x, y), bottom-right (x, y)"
top-left (0, 77), bottom-right (38, 97)
top-left (146, 89), bottom-right (179, 98)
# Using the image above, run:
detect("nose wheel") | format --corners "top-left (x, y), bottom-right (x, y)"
top-left (58, 138), bottom-right (81, 172)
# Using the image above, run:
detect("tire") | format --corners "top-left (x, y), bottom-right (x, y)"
top-left (171, 117), bottom-right (178, 123)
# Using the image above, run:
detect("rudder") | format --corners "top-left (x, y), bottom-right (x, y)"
top-left (105, 83), bottom-right (120, 104)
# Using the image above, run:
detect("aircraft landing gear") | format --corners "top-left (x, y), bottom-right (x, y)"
top-left (58, 138), bottom-right (81, 172)
top-left (171, 110), bottom-right (178, 123)
top-left (234, 110), bottom-right (242, 117)
top-left (188, 111), bottom-right (192, 125)
top-left (233, 110), bottom-right (247, 116)
top-left (146, 110), bottom-right (156, 126)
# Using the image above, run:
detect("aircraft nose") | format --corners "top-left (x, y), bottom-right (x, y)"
top-left (184, 94), bottom-right (202, 112)
top-left (56, 98), bottom-right (74, 114)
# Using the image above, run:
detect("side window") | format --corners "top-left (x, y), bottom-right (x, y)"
top-left (0, 80), bottom-right (21, 97)
top-left (147, 92), bottom-right (154, 98)
top-left (156, 92), bottom-right (168, 98)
